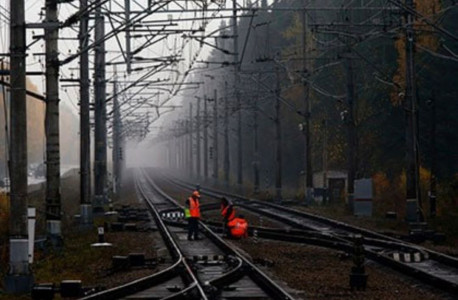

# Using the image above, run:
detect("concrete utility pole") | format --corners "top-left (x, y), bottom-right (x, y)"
top-left (112, 80), bottom-right (122, 193)
top-left (182, 130), bottom-right (186, 171)
top-left (429, 93), bottom-right (436, 218)
top-left (322, 119), bottom-right (328, 203)
top-left (189, 103), bottom-right (193, 175)
top-left (404, 0), bottom-right (423, 222)
top-left (177, 135), bottom-right (181, 170)
top-left (79, 0), bottom-right (92, 226)
top-left (181, 122), bottom-right (186, 172)
top-left (232, 0), bottom-right (243, 187)
top-left (167, 141), bottom-right (172, 169)
top-left (177, 133), bottom-right (181, 170)
top-left (6, 0), bottom-right (33, 293)
top-left (212, 89), bottom-right (218, 180)
top-left (275, 66), bottom-right (282, 202)
top-left (45, 0), bottom-right (62, 244)
top-left (94, 1), bottom-right (107, 211)
top-left (346, 55), bottom-right (357, 211)
top-left (253, 80), bottom-right (260, 194)
top-left (125, 0), bottom-right (132, 74)
top-left (196, 97), bottom-right (201, 177)
top-left (224, 81), bottom-right (230, 183)
top-left (203, 95), bottom-right (208, 180)
top-left (302, 8), bottom-right (313, 204)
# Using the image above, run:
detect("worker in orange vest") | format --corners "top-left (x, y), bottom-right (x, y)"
top-left (221, 197), bottom-right (235, 236)
top-left (227, 216), bottom-right (248, 239)
top-left (186, 190), bottom-right (201, 240)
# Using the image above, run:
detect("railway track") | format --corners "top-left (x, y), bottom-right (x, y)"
top-left (157, 170), bottom-right (458, 296)
top-left (82, 169), bottom-right (294, 300)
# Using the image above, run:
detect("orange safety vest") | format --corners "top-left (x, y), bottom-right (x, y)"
top-left (228, 218), bottom-right (248, 238)
top-left (188, 197), bottom-right (201, 218)
top-left (221, 204), bottom-right (235, 221)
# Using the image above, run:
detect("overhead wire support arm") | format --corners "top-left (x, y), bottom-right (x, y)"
top-left (60, 0), bottom-right (175, 66)
top-left (387, 0), bottom-right (458, 42)
top-left (238, 10), bottom-right (256, 70)
top-left (0, 78), bottom-right (46, 101)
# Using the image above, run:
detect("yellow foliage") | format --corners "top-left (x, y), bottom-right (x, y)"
top-left (373, 172), bottom-right (390, 196)
top-left (282, 14), bottom-right (301, 41)
top-left (0, 192), bottom-right (8, 230)
top-left (391, 0), bottom-right (441, 104)
top-left (372, 167), bottom-right (433, 218)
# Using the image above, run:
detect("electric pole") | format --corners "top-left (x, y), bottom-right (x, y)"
top-left (404, 0), bottom-right (423, 222)
top-left (125, 0), bottom-right (132, 74)
top-left (196, 96), bottom-right (201, 177)
top-left (45, 0), bottom-right (62, 244)
top-left (232, 0), bottom-right (243, 187)
top-left (322, 119), bottom-right (328, 203)
top-left (189, 103), bottom-right (193, 175)
top-left (79, 0), bottom-right (92, 226)
top-left (346, 55), bottom-right (357, 211)
top-left (203, 94), bottom-right (208, 180)
top-left (212, 89), bottom-right (218, 180)
top-left (94, 1), bottom-right (107, 211)
top-left (275, 66), bottom-right (282, 202)
top-left (224, 81), bottom-right (230, 183)
top-left (182, 129), bottom-right (186, 171)
top-left (178, 132), bottom-right (182, 170)
top-left (253, 81), bottom-right (260, 194)
top-left (429, 93), bottom-right (436, 217)
top-left (181, 133), bottom-right (185, 171)
top-left (302, 8), bottom-right (313, 204)
top-left (6, 0), bottom-right (33, 292)
top-left (112, 80), bottom-right (121, 194)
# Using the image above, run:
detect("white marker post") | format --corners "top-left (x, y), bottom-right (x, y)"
top-left (27, 207), bottom-right (36, 263)
top-left (91, 226), bottom-right (112, 247)
top-left (98, 226), bottom-right (105, 243)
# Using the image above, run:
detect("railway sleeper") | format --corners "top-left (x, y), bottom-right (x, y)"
top-left (190, 254), bottom-right (226, 264)
top-left (389, 251), bottom-right (428, 263)
top-left (161, 211), bottom-right (185, 220)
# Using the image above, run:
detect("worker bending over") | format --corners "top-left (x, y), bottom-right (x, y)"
top-left (227, 216), bottom-right (248, 239)
top-left (220, 197), bottom-right (235, 236)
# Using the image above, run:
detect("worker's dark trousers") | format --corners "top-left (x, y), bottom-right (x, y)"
top-left (223, 220), bottom-right (231, 237)
top-left (188, 217), bottom-right (199, 240)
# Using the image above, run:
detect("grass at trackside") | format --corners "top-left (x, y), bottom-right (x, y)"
top-left (32, 222), bottom-right (115, 286)
top-left (0, 227), bottom-right (157, 300)
top-left (0, 172), bottom-right (159, 299)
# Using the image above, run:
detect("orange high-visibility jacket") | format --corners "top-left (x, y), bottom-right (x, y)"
top-left (221, 203), bottom-right (235, 221)
top-left (228, 217), bottom-right (248, 238)
top-left (188, 197), bottom-right (201, 218)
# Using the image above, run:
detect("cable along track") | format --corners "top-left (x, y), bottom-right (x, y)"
top-left (160, 171), bottom-right (458, 296)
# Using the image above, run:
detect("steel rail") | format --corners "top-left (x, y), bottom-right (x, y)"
top-left (163, 172), bottom-right (458, 295)
top-left (80, 171), bottom-right (207, 300)
top-left (136, 169), bottom-right (208, 299)
top-left (142, 170), bottom-right (295, 300)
